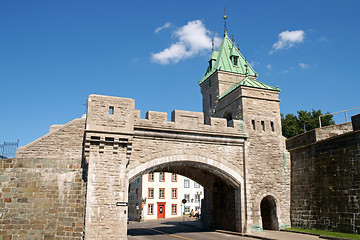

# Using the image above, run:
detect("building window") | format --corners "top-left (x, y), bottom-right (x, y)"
top-left (252, 119), bottom-right (256, 130)
top-left (184, 194), bottom-right (190, 202)
top-left (159, 188), bottom-right (165, 199)
top-left (271, 121), bottom-right (275, 132)
top-left (148, 173), bottom-right (154, 181)
top-left (233, 56), bottom-right (238, 66)
top-left (194, 182), bottom-right (200, 188)
top-left (172, 188), bottom-right (177, 199)
top-left (184, 179), bottom-right (190, 188)
top-left (159, 172), bottom-right (165, 182)
top-left (209, 94), bottom-right (212, 108)
top-left (184, 206), bottom-right (190, 213)
top-left (109, 106), bottom-right (114, 115)
top-left (172, 204), bottom-right (177, 215)
top-left (148, 204), bottom-right (154, 215)
top-left (136, 188), bottom-right (139, 199)
top-left (172, 173), bottom-right (177, 182)
top-left (148, 188), bottom-right (154, 199)
top-left (195, 206), bottom-right (200, 212)
top-left (261, 121), bottom-right (265, 131)
top-left (195, 194), bottom-right (200, 203)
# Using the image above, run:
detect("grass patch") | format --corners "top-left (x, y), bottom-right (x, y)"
top-left (285, 228), bottom-right (360, 240)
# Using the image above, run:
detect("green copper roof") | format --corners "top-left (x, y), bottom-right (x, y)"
top-left (200, 33), bottom-right (258, 84)
top-left (218, 76), bottom-right (280, 100)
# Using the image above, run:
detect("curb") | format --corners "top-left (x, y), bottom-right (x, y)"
top-left (281, 229), bottom-right (353, 240)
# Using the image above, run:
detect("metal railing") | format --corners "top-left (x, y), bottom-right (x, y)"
top-left (0, 140), bottom-right (19, 159)
top-left (319, 107), bottom-right (360, 128)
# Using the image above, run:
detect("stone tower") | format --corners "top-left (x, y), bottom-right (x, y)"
top-left (199, 18), bottom-right (290, 231)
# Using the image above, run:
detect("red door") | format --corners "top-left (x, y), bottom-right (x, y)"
top-left (157, 202), bottom-right (166, 219)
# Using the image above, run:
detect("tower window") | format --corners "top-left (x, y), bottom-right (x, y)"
top-left (261, 121), bottom-right (265, 131)
top-left (252, 120), bottom-right (256, 130)
top-left (224, 112), bottom-right (233, 126)
top-left (109, 106), bottom-right (114, 115)
top-left (209, 61), bottom-right (212, 69)
top-left (233, 56), bottom-right (239, 66)
top-left (271, 121), bottom-right (275, 132)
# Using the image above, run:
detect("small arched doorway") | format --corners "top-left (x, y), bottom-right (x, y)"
top-left (260, 195), bottom-right (279, 230)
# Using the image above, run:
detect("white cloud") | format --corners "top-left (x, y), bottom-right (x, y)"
top-left (266, 64), bottom-right (272, 70)
top-left (151, 20), bottom-right (221, 64)
top-left (299, 62), bottom-right (309, 69)
top-left (154, 22), bottom-right (172, 34)
top-left (270, 30), bottom-right (305, 54)
top-left (281, 70), bottom-right (289, 74)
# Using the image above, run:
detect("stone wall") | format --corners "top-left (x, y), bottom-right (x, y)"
top-left (288, 117), bottom-right (360, 234)
top-left (0, 118), bottom-right (87, 240)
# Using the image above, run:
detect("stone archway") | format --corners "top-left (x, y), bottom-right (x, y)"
top-left (127, 155), bottom-right (245, 232)
top-left (260, 195), bottom-right (279, 230)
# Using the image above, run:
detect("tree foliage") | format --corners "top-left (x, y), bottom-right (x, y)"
top-left (281, 109), bottom-right (335, 138)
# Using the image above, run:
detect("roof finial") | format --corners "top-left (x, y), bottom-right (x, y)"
top-left (212, 38), bottom-right (214, 52)
top-left (245, 59), bottom-right (249, 76)
top-left (223, 7), bottom-right (227, 36)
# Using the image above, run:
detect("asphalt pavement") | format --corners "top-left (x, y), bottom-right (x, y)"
top-left (127, 217), bottom-right (325, 240)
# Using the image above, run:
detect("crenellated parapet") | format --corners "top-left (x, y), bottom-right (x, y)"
top-left (135, 109), bottom-right (246, 136)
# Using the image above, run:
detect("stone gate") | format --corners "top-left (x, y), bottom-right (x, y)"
top-left (0, 26), bottom-right (290, 240)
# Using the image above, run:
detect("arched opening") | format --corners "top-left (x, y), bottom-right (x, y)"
top-left (128, 158), bottom-right (244, 232)
top-left (260, 195), bottom-right (279, 230)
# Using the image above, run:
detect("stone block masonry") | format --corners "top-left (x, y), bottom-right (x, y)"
top-left (288, 114), bottom-right (360, 234)
top-left (0, 118), bottom-right (87, 240)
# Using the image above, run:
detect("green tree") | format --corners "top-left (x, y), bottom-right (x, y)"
top-left (281, 109), bottom-right (335, 138)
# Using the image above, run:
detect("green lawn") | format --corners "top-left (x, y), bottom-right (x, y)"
top-left (285, 228), bottom-right (360, 240)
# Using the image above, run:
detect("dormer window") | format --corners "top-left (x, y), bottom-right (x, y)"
top-left (209, 60), bottom-right (212, 69)
top-left (233, 56), bottom-right (238, 66)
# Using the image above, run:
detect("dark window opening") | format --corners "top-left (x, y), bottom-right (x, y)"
top-left (224, 112), bottom-right (233, 126)
top-left (252, 120), bottom-right (256, 130)
top-left (233, 56), bottom-right (238, 66)
top-left (261, 121), bottom-right (265, 131)
top-left (271, 121), bottom-right (275, 132)
top-left (209, 94), bottom-right (212, 108)
top-left (109, 106), bottom-right (114, 115)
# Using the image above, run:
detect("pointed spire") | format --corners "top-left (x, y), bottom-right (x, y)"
top-left (223, 7), bottom-right (227, 36)
top-left (212, 38), bottom-right (214, 52)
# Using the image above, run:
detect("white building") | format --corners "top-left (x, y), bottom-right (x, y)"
top-left (182, 177), bottom-right (203, 215)
top-left (128, 172), bottom-right (203, 220)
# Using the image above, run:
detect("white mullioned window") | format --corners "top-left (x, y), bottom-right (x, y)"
top-left (172, 204), bottom-right (177, 215)
top-left (159, 172), bottom-right (165, 181)
top-left (184, 179), bottom-right (190, 188)
top-left (172, 188), bottom-right (177, 199)
top-left (148, 204), bottom-right (154, 215)
top-left (148, 188), bottom-right (154, 199)
top-left (159, 188), bottom-right (165, 199)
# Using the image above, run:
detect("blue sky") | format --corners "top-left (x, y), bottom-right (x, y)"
top-left (1, 0), bottom-right (359, 147)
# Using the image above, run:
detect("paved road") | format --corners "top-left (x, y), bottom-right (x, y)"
top-left (128, 218), bottom-right (321, 240)
top-left (127, 219), bottom-right (254, 240)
